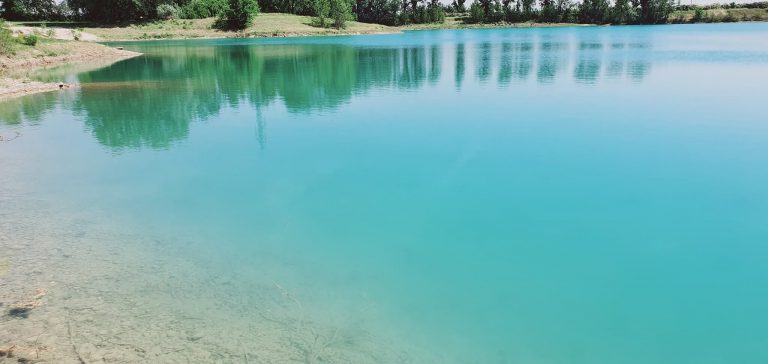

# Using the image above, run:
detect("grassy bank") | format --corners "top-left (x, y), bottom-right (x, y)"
top-left (1, 36), bottom-right (139, 75)
top-left (12, 13), bottom-right (398, 42)
top-left (15, 14), bottom-right (592, 41)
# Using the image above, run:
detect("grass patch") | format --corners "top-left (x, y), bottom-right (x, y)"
top-left (1, 20), bottom-right (16, 56)
top-left (670, 7), bottom-right (768, 22)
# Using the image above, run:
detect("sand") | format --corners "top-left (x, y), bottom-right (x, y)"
top-left (0, 178), bottom-right (437, 363)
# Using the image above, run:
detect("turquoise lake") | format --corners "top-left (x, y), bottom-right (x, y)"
top-left (2, 23), bottom-right (768, 363)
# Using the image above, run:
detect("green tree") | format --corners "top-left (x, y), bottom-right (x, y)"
top-left (452, 0), bottom-right (466, 12)
top-left (426, 0), bottom-right (445, 22)
top-left (257, 0), bottom-right (314, 15)
top-left (610, 0), bottom-right (636, 23)
top-left (539, 0), bottom-right (558, 21)
top-left (314, 0), bottom-right (331, 26)
top-left (1, 0), bottom-right (56, 20)
top-left (68, 0), bottom-right (143, 22)
top-left (355, 0), bottom-right (400, 25)
top-left (639, 0), bottom-right (673, 23)
top-left (468, 0), bottom-right (485, 22)
top-left (578, 0), bottom-right (609, 23)
top-left (520, 0), bottom-right (535, 18)
top-left (478, 0), bottom-right (492, 19)
top-left (329, 0), bottom-right (352, 28)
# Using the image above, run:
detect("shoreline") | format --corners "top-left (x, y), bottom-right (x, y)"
top-left (0, 42), bottom-right (141, 102)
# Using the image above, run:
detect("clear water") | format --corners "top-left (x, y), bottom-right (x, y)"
top-left (2, 23), bottom-right (768, 363)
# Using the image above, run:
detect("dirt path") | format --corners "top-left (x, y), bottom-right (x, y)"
top-left (9, 26), bottom-right (100, 41)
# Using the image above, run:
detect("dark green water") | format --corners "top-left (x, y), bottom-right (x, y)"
top-left (2, 23), bottom-right (768, 363)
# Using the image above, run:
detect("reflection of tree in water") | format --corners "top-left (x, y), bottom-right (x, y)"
top-left (498, 42), bottom-right (534, 86)
top-left (455, 43), bottom-right (465, 90)
top-left (74, 45), bottom-right (433, 151)
top-left (537, 41), bottom-right (567, 83)
top-left (476, 42), bottom-right (492, 82)
top-left (0, 91), bottom-right (59, 127)
top-left (66, 34), bottom-right (651, 151)
top-left (429, 45), bottom-right (441, 85)
top-left (574, 42), bottom-right (603, 84)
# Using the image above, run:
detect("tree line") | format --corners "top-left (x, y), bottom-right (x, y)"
top-left (463, 0), bottom-right (679, 25)
top-left (0, 0), bottom-right (445, 26)
top-left (2, 0), bottom-right (766, 26)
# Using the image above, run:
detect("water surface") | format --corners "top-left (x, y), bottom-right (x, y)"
top-left (2, 23), bottom-right (768, 363)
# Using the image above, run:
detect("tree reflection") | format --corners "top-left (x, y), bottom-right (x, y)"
top-left (3, 34), bottom-right (653, 150)
top-left (498, 42), bottom-right (533, 86)
top-left (574, 42), bottom-right (603, 84)
top-left (537, 41), bottom-right (567, 83)
top-left (0, 91), bottom-right (59, 126)
top-left (455, 43), bottom-right (465, 90)
top-left (476, 42), bottom-right (492, 82)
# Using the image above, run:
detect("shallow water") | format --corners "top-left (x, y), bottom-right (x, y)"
top-left (2, 23), bottom-right (768, 363)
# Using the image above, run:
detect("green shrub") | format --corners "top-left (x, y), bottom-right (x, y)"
top-left (157, 4), bottom-right (181, 19)
top-left (216, 0), bottom-right (259, 30)
top-left (692, 7), bottom-right (706, 22)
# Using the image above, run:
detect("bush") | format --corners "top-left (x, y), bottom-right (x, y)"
top-left (157, 4), bottom-right (181, 19)
top-left (20, 33), bottom-right (38, 46)
top-left (692, 7), bottom-right (706, 22)
top-left (216, 0), bottom-right (259, 30)
top-left (721, 10), bottom-right (737, 21)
